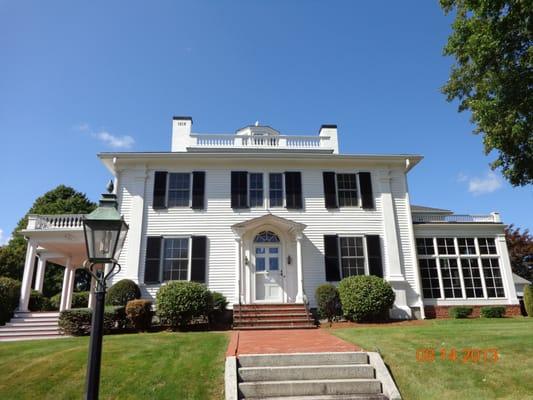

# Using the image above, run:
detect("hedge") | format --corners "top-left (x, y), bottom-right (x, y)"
top-left (106, 279), bottom-right (141, 306)
top-left (0, 277), bottom-right (21, 325)
top-left (524, 284), bottom-right (533, 317)
top-left (315, 283), bottom-right (341, 322)
top-left (29, 291), bottom-right (53, 311)
top-left (156, 281), bottom-right (211, 329)
top-left (338, 275), bottom-right (395, 322)
top-left (50, 291), bottom-right (90, 310)
top-left (58, 306), bottom-right (126, 336)
top-left (480, 306), bottom-right (506, 318)
top-left (126, 299), bottom-right (152, 331)
top-left (208, 291), bottom-right (228, 325)
top-left (449, 306), bottom-right (473, 319)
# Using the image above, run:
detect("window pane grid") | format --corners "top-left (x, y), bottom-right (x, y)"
top-left (162, 238), bottom-right (189, 281)
top-left (337, 174), bottom-right (358, 207)
top-left (168, 173), bottom-right (190, 207)
top-left (416, 238), bottom-right (435, 255)
top-left (437, 238), bottom-right (456, 255)
top-left (340, 237), bottom-right (365, 277)
top-left (482, 258), bottom-right (505, 297)
top-left (269, 173), bottom-right (283, 207)
top-left (461, 258), bottom-right (483, 298)
top-left (478, 238), bottom-right (497, 255)
top-left (458, 238), bottom-right (476, 255)
top-left (420, 259), bottom-right (440, 298)
top-left (249, 173), bottom-right (264, 207)
top-left (440, 258), bottom-right (462, 298)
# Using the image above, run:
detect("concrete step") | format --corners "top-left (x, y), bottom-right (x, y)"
top-left (0, 330), bottom-right (62, 338)
top-left (6, 321), bottom-right (58, 328)
top-left (236, 324), bottom-right (316, 330)
top-left (245, 395), bottom-right (388, 400)
top-left (0, 334), bottom-right (65, 342)
top-left (239, 352), bottom-right (369, 368)
top-left (235, 311), bottom-right (308, 317)
top-left (13, 312), bottom-right (59, 318)
top-left (9, 317), bottom-right (58, 323)
top-left (0, 327), bottom-right (61, 336)
top-left (235, 318), bottom-right (312, 325)
top-left (239, 364), bottom-right (375, 382)
top-left (239, 378), bottom-right (382, 398)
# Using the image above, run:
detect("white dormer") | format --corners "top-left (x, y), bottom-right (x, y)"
top-left (171, 117), bottom-right (339, 154)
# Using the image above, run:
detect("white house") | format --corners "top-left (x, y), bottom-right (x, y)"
top-left (16, 117), bottom-right (521, 324)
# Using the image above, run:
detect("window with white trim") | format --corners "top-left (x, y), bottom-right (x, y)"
top-left (478, 238), bottom-right (497, 255)
top-left (419, 258), bottom-right (440, 298)
top-left (482, 258), bottom-right (505, 297)
top-left (336, 174), bottom-right (358, 207)
top-left (249, 173), bottom-right (264, 207)
top-left (339, 237), bottom-right (365, 277)
top-left (168, 173), bottom-right (191, 207)
top-left (269, 173), bottom-right (284, 207)
top-left (440, 258), bottom-right (462, 298)
top-left (162, 238), bottom-right (189, 281)
top-left (461, 258), bottom-right (483, 298)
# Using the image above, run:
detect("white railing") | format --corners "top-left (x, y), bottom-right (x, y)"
top-left (412, 213), bottom-right (500, 224)
top-left (26, 214), bottom-right (86, 230)
top-left (189, 134), bottom-right (331, 151)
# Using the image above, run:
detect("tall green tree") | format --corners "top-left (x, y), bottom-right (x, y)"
top-left (505, 224), bottom-right (533, 281)
top-left (0, 185), bottom-right (96, 295)
top-left (440, 0), bottom-right (532, 186)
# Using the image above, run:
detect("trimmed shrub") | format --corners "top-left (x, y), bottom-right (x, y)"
top-left (29, 290), bottom-right (53, 311)
top-left (156, 281), bottom-right (211, 329)
top-left (208, 291), bottom-right (228, 325)
top-left (126, 299), bottom-right (152, 331)
top-left (524, 284), bottom-right (533, 317)
top-left (315, 284), bottom-right (341, 322)
top-left (0, 277), bottom-right (21, 325)
top-left (449, 306), bottom-right (473, 319)
top-left (106, 279), bottom-right (141, 306)
top-left (50, 291), bottom-right (90, 310)
top-left (480, 306), bottom-right (506, 318)
top-left (338, 275), bottom-right (395, 322)
top-left (58, 306), bottom-right (126, 336)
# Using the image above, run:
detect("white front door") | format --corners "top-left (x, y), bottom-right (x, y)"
top-left (254, 244), bottom-right (283, 302)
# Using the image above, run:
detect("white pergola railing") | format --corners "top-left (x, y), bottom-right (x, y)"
top-left (26, 214), bottom-right (86, 230)
top-left (189, 134), bottom-right (332, 151)
top-left (412, 213), bottom-right (501, 224)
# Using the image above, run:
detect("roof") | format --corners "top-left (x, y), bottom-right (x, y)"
top-left (411, 205), bottom-right (453, 215)
top-left (513, 273), bottom-right (531, 285)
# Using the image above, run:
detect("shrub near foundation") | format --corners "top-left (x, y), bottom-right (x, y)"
top-left (0, 277), bottom-right (21, 325)
top-left (338, 275), bottom-right (395, 322)
top-left (58, 306), bottom-right (126, 336)
top-left (524, 284), bottom-right (533, 317)
top-left (315, 283), bottom-right (341, 322)
top-left (126, 299), bottom-right (152, 331)
top-left (480, 306), bottom-right (506, 318)
top-left (449, 306), bottom-right (473, 319)
top-left (106, 279), bottom-right (141, 306)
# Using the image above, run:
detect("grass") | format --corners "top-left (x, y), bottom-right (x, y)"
top-left (0, 331), bottom-right (229, 400)
top-left (331, 318), bottom-right (533, 400)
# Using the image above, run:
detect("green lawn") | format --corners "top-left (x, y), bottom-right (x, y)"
top-left (0, 331), bottom-right (228, 400)
top-left (331, 318), bottom-right (533, 400)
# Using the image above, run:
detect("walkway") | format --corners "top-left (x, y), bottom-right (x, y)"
top-left (227, 328), bottom-right (360, 356)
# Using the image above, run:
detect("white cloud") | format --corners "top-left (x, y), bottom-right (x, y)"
top-left (458, 171), bottom-right (503, 196)
top-left (77, 123), bottom-right (135, 149)
top-left (93, 131), bottom-right (135, 149)
top-left (0, 229), bottom-right (11, 246)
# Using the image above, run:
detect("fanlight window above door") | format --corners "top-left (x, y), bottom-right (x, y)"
top-left (254, 231), bottom-right (280, 243)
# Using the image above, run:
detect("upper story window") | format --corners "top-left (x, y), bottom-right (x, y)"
top-left (323, 171), bottom-right (374, 209)
top-left (168, 173), bottom-right (191, 207)
top-left (249, 173), bottom-right (264, 207)
top-left (336, 174), bottom-right (359, 207)
top-left (478, 238), bottom-right (497, 254)
top-left (269, 173), bottom-right (284, 207)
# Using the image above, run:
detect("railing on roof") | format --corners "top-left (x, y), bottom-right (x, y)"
top-left (189, 134), bottom-right (331, 151)
top-left (412, 213), bottom-right (501, 224)
top-left (26, 214), bottom-right (86, 230)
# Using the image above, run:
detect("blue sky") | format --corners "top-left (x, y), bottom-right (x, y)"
top-left (1, 1), bottom-right (531, 244)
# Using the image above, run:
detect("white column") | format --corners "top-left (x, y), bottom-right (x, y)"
top-left (34, 256), bottom-right (47, 293)
top-left (65, 267), bottom-right (76, 310)
top-left (59, 259), bottom-right (72, 311)
top-left (88, 276), bottom-right (96, 309)
top-left (18, 240), bottom-right (38, 311)
top-left (234, 237), bottom-right (242, 305)
top-left (295, 234), bottom-right (304, 303)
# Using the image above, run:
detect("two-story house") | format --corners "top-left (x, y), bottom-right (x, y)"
top-left (16, 117), bottom-right (520, 330)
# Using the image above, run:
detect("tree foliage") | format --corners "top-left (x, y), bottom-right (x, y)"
top-left (0, 186), bottom-right (96, 291)
top-left (505, 224), bottom-right (533, 280)
top-left (440, 0), bottom-right (533, 186)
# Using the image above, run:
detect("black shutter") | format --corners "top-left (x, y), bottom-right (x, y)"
top-left (324, 235), bottom-right (341, 281)
top-left (190, 236), bottom-right (207, 283)
top-left (153, 171), bottom-right (168, 209)
top-left (359, 172), bottom-right (374, 209)
top-left (192, 171), bottom-right (206, 210)
top-left (285, 171), bottom-right (303, 209)
top-left (366, 235), bottom-right (383, 277)
top-left (323, 172), bottom-right (338, 209)
top-left (144, 237), bottom-right (162, 283)
top-left (231, 171), bottom-right (248, 208)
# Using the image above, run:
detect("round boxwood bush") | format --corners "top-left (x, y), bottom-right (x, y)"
top-left (448, 306), bottom-right (473, 319)
top-left (338, 275), bottom-right (395, 322)
top-left (315, 283), bottom-right (341, 322)
top-left (480, 306), bottom-right (506, 318)
top-left (50, 291), bottom-right (90, 310)
top-left (126, 299), bottom-right (153, 331)
top-left (524, 284), bottom-right (533, 317)
top-left (156, 281), bottom-right (212, 329)
top-left (0, 277), bottom-right (21, 325)
top-left (208, 291), bottom-right (228, 325)
top-left (105, 279), bottom-right (141, 306)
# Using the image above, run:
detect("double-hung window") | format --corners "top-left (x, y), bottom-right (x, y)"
top-left (249, 173), bottom-right (264, 207)
top-left (168, 173), bottom-right (191, 207)
top-left (339, 237), bottom-right (366, 277)
top-left (336, 173), bottom-right (358, 207)
top-left (269, 173), bottom-right (284, 207)
top-left (162, 238), bottom-right (189, 281)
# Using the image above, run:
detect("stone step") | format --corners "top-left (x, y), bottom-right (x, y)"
top-left (239, 364), bottom-right (375, 382)
top-left (6, 321), bottom-right (59, 328)
top-left (235, 318), bottom-right (312, 325)
top-left (13, 312), bottom-right (60, 318)
top-left (0, 330), bottom-right (62, 338)
top-left (239, 378), bottom-right (382, 398)
top-left (235, 313), bottom-right (309, 319)
top-left (234, 305), bottom-right (307, 311)
top-left (9, 317), bottom-right (59, 323)
top-left (238, 352), bottom-right (369, 368)
top-left (245, 395), bottom-right (388, 400)
top-left (0, 334), bottom-right (65, 342)
top-left (0, 326), bottom-right (60, 336)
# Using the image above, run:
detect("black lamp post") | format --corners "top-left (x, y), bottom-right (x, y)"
top-left (82, 184), bottom-right (128, 400)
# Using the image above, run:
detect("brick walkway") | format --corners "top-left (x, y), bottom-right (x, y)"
top-left (227, 329), bottom-right (361, 356)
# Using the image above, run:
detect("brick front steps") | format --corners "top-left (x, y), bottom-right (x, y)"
top-left (233, 304), bottom-right (316, 330)
top-left (0, 312), bottom-right (64, 342)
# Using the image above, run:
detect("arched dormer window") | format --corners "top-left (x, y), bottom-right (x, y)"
top-left (254, 231), bottom-right (280, 243)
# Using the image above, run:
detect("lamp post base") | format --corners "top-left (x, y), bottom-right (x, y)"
top-left (84, 290), bottom-right (105, 400)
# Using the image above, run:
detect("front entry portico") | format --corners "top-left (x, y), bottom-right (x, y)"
top-left (232, 214), bottom-right (307, 305)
